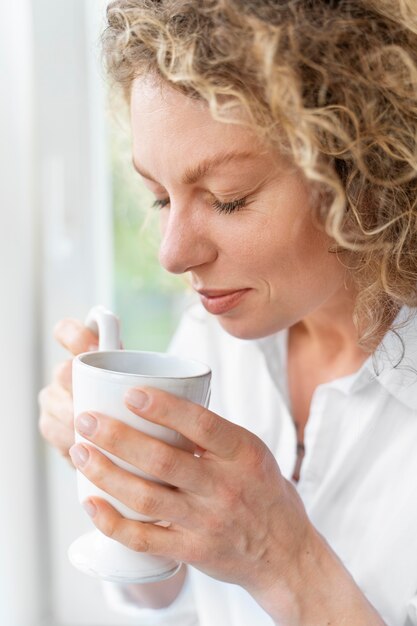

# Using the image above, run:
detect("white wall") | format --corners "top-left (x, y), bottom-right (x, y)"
top-left (0, 1), bottom-right (46, 625)
top-left (1, 1), bottom-right (135, 624)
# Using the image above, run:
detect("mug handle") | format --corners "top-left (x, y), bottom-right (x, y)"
top-left (85, 305), bottom-right (121, 351)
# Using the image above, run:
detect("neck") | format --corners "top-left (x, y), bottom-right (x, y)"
top-left (292, 286), bottom-right (366, 363)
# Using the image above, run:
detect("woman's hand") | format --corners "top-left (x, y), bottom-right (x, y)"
top-left (38, 319), bottom-right (98, 463)
top-left (69, 387), bottom-right (386, 624)
top-left (68, 386), bottom-right (313, 594)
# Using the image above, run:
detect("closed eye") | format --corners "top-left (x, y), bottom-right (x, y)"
top-left (151, 196), bottom-right (247, 214)
top-left (211, 197), bottom-right (247, 214)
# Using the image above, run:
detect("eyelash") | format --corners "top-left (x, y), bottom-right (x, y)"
top-left (151, 196), bottom-right (247, 214)
top-left (211, 197), bottom-right (247, 214)
top-left (152, 198), bottom-right (170, 210)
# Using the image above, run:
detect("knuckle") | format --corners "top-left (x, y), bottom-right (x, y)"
top-left (149, 444), bottom-right (178, 478)
top-left (126, 531), bottom-right (150, 553)
top-left (246, 439), bottom-right (268, 470)
top-left (218, 482), bottom-right (242, 508)
top-left (132, 485), bottom-right (159, 517)
top-left (195, 410), bottom-right (221, 441)
top-left (145, 391), bottom-right (159, 413)
top-left (100, 516), bottom-right (118, 539)
top-left (171, 492), bottom-right (190, 524)
top-left (103, 421), bottom-right (123, 451)
top-left (205, 513), bottom-right (224, 533)
top-left (84, 451), bottom-right (106, 482)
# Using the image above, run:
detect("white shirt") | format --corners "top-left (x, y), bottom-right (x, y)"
top-left (104, 303), bottom-right (417, 626)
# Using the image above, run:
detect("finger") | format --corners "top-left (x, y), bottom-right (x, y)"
top-left (52, 359), bottom-right (73, 394)
top-left (125, 387), bottom-right (246, 460)
top-left (53, 318), bottom-right (98, 356)
top-left (74, 411), bottom-right (210, 494)
top-left (39, 383), bottom-right (74, 428)
top-left (69, 443), bottom-right (192, 526)
top-left (38, 410), bottom-right (75, 456)
top-left (82, 496), bottom-right (187, 561)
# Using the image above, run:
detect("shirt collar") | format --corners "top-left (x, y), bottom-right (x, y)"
top-left (359, 307), bottom-right (417, 410)
top-left (256, 307), bottom-right (417, 411)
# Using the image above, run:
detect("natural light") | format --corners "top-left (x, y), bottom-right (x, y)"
top-left (1, 1), bottom-right (186, 624)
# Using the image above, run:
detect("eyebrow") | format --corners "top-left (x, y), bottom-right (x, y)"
top-left (132, 150), bottom-right (256, 185)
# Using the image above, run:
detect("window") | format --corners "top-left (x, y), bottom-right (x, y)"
top-left (110, 103), bottom-right (186, 352)
top-left (1, 1), bottom-right (186, 624)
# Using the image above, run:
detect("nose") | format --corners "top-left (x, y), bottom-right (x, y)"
top-left (158, 206), bottom-right (217, 275)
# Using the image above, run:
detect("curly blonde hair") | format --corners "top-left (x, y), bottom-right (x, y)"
top-left (102, 0), bottom-right (417, 351)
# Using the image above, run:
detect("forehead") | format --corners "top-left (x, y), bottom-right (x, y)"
top-left (129, 75), bottom-right (264, 166)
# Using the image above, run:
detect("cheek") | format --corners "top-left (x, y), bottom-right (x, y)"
top-left (283, 233), bottom-right (344, 310)
top-left (258, 211), bottom-right (342, 297)
top-left (281, 203), bottom-right (333, 268)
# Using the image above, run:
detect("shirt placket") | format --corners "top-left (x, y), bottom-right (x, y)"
top-left (295, 385), bottom-right (342, 509)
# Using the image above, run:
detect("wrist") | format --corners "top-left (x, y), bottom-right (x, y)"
top-left (248, 527), bottom-right (385, 625)
top-left (289, 528), bottom-right (378, 625)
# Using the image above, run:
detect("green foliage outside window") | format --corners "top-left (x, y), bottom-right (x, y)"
top-left (109, 108), bottom-right (186, 351)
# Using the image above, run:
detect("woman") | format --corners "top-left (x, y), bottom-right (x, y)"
top-left (38, 1), bottom-right (417, 624)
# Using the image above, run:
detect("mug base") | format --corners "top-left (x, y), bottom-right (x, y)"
top-left (68, 529), bottom-right (182, 584)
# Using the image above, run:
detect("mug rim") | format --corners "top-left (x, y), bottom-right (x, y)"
top-left (74, 349), bottom-right (211, 380)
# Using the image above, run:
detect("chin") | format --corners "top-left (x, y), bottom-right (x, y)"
top-left (217, 315), bottom-right (286, 341)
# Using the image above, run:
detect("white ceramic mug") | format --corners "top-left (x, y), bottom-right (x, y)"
top-left (68, 305), bottom-right (211, 583)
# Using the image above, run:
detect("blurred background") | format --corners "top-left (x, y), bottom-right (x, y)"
top-left (0, 1), bottom-right (189, 624)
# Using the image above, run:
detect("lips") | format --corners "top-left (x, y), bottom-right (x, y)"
top-left (196, 288), bottom-right (251, 315)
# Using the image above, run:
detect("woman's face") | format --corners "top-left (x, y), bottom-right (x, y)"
top-left (130, 76), bottom-right (347, 340)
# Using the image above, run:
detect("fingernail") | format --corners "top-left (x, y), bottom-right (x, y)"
top-left (88, 343), bottom-right (98, 352)
top-left (125, 388), bottom-right (149, 410)
top-left (70, 444), bottom-right (90, 467)
top-left (75, 413), bottom-right (97, 436)
top-left (82, 499), bottom-right (97, 518)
